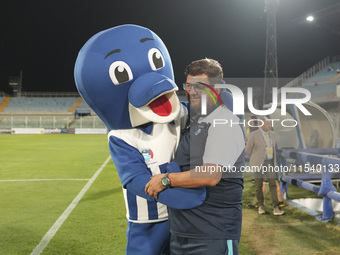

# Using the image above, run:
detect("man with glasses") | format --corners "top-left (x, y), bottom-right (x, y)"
top-left (146, 58), bottom-right (245, 255)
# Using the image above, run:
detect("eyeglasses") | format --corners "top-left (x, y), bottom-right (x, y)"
top-left (182, 82), bottom-right (208, 93)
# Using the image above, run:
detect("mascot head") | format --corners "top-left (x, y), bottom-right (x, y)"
top-left (74, 24), bottom-right (180, 130)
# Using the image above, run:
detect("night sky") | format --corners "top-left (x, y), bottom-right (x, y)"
top-left (1, 0), bottom-right (340, 93)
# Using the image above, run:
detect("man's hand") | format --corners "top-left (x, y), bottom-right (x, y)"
top-left (145, 174), bottom-right (166, 199)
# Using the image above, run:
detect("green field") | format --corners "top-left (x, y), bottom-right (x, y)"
top-left (1, 134), bottom-right (339, 254)
top-left (0, 134), bottom-right (126, 255)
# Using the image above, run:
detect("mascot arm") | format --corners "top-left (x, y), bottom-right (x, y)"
top-left (109, 136), bottom-right (206, 209)
top-left (109, 135), bottom-right (156, 202)
top-left (157, 162), bottom-right (206, 209)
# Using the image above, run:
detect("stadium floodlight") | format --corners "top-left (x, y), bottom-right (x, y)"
top-left (306, 16), bottom-right (314, 22)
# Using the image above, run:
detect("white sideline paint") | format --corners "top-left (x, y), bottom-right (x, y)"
top-left (0, 179), bottom-right (90, 182)
top-left (30, 156), bottom-right (111, 255)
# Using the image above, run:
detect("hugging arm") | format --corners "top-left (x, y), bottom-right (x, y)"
top-left (109, 136), bottom-right (206, 209)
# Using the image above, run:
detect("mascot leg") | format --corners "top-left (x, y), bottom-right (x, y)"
top-left (126, 221), bottom-right (170, 255)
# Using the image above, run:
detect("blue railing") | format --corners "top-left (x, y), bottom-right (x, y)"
top-left (279, 148), bottom-right (340, 222)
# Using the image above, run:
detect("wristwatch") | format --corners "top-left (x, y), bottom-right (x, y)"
top-left (161, 173), bottom-right (171, 188)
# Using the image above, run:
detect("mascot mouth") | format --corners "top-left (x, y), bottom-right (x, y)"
top-left (148, 95), bottom-right (172, 116)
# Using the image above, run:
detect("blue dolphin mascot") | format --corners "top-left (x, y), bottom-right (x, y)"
top-left (74, 24), bottom-right (206, 255)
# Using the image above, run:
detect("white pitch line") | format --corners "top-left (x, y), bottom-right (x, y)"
top-left (0, 179), bottom-right (90, 182)
top-left (30, 156), bottom-right (111, 255)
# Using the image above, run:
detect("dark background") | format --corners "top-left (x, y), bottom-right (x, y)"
top-left (1, 0), bottom-right (340, 93)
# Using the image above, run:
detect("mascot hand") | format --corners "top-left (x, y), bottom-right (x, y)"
top-left (157, 186), bottom-right (206, 209)
top-left (166, 161), bottom-right (181, 173)
top-left (157, 162), bottom-right (206, 209)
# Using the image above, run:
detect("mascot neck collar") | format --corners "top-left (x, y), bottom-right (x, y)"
top-left (137, 121), bottom-right (175, 135)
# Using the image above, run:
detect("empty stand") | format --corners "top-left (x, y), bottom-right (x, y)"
top-left (3, 97), bottom-right (82, 113)
top-left (0, 96), bottom-right (105, 129)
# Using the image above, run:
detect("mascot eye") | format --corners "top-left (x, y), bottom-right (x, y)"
top-left (148, 48), bottom-right (165, 71)
top-left (109, 61), bottom-right (133, 85)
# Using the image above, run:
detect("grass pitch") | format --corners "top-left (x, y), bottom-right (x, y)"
top-left (0, 134), bottom-right (126, 254)
top-left (1, 134), bottom-right (339, 254)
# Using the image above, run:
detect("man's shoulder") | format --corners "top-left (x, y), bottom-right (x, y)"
top-left (249, 128), bottom-right (261, 138)
top-left (201, 105), bottom-right (237, 123)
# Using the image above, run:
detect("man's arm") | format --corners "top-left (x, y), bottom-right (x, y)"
top-left (170, 164), bottom-right (222, 187)
top-left (245, 132), bottom-right (254, 158)
top-left (145, 163), bottom-right (222, 199)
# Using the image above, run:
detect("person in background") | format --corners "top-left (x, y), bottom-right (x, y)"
top-left (245, 117), bottom-right (285, 216)
top-left (245, 115), bottom-right (258, 142)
